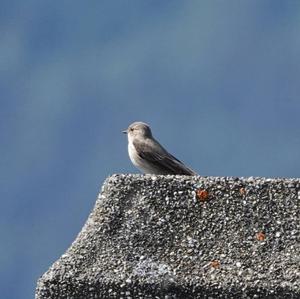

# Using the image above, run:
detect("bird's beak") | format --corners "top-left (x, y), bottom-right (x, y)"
top-left (122, 129), bottom-right (127, 134)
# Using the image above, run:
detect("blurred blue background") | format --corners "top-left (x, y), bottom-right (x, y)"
top-left (1, 1), bottom-right (299, 298)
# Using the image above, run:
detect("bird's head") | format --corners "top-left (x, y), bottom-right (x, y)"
top-left (123, 122), bottom-right (153, 140)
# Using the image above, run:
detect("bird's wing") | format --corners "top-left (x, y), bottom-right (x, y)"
top-left (133, 138), bottom-right (196, 175)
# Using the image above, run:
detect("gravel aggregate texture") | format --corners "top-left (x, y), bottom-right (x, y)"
top-left (36, 174), bottom-right (300, 299)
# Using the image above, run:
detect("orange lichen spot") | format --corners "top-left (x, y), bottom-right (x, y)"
top-left (256, 232), bottom-right (266, 241)
top-left (239, 187), bottom-right (246, 195)
top-left (210, 260), bottom-right (221, 269)
top-left (196, 189), bottom-right (209, 201)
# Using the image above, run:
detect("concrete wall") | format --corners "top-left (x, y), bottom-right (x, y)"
top-left (36, 174), bottom-right (300, 298)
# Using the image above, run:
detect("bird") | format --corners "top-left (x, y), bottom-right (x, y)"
top-left (123, 121), bottom-right (197, 175)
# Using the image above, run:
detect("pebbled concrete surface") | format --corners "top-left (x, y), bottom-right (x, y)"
top-left (36, 175), bottom-right (300, 298)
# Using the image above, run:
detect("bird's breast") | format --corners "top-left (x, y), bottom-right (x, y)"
top-left (128, 141), bottom-right (141, 168)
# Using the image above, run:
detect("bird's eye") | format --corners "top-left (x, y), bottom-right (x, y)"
top-left (130, 128), bottom-right (134, 131)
